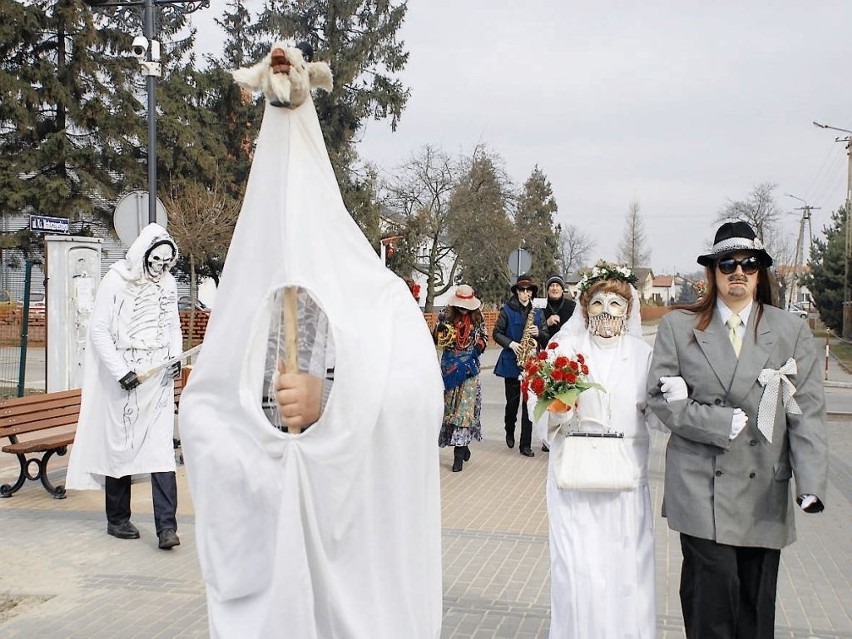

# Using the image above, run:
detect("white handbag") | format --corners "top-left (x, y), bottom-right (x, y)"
top-left (555, 417), bottom-right (635, 492)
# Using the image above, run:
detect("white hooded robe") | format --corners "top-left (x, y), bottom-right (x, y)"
top-left (66, 223), bottom-right (182, 489)
top-left (178, 98), bottom-right (444, 638)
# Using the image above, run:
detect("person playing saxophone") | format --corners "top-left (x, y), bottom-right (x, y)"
top-left (493, 274), bottom-right (548, 457)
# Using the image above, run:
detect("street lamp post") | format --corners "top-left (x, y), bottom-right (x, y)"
top-left (813, 121), bottom-right (852, 338)
top-left (86, 0), bottom-right (208, 223)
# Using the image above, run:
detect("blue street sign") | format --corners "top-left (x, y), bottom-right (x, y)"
top-left (29, 215), bottom-right (70, 234)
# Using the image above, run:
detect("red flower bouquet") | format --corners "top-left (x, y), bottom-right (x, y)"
top-left (521, 341), bottom-right (604, 422)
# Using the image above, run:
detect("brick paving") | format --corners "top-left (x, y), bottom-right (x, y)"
top-left (0, 342), bottom-right (850, 638)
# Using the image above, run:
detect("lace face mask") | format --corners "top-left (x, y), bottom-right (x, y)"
top-left (586, 291), bottom-right (629, 338)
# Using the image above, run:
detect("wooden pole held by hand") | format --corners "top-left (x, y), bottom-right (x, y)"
top-left (282, 286), bottom-right (300, 434)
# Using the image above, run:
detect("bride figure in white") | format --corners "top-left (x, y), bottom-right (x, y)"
top-left (534, 262), bottom-right (658, 638)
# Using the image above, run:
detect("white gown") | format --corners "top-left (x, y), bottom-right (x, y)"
top-left (536, 331), bottom-right (657, 639)
top-left (178, 98), bottom-right (444, 638)
top-left (66, 224), bottom-right (182, 489)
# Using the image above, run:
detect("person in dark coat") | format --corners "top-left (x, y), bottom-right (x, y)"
top-left (543, 274), bottom-right (576, 335)
top-left (493, 274), bottom-right (547, 457)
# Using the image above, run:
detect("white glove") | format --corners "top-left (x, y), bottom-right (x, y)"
top-left (730, 408), bottom-right (748, 440)
top-left (509, 341), bottom-right (520, 355)
top-left (548, 410), bottom-right (569, 427)
top-left (659, 376), bottom-right (688, 402)
top-left (798, 494), bottom-right (818, 511)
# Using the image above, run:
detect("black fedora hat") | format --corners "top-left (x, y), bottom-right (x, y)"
top-left (511, 273), bottom-right (539, 297)
top-left (697, 221), bottom-right (773, 267)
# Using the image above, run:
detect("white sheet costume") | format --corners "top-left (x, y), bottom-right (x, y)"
top-left (66, 224), bottom-right (182, 489)
top-left (534, 286), bottom-right (657, 638)
top-left (178, 96), bottom-right (444, 638)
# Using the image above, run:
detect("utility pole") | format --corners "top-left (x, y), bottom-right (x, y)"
top-left (813, 121), bottom-right (852, 338)
top-left (784, 194), bottom-right (818, 309)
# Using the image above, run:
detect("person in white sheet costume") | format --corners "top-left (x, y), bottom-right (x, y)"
top-left (534, 265), bottom-right (658, 638)
top-left (177, 90), bottom-right (444, 636)
top-left (66, 223), bottom-right (183, 550)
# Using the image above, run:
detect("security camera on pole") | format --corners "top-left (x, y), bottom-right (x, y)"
top-left (85, 0), bottom-right (208, 225)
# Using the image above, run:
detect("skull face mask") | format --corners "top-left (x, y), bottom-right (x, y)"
top-left (586, 291), bottom-right (629, 338)
top-left (144, 241), bottom-right (175, 281)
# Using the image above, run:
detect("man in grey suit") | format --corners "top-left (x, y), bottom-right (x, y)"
top-left (647, 221), bottom-right (828, 639)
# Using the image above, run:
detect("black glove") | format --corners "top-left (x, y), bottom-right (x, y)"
top-left (119, 371), bottom-right (140, 391)
top-left (167, 361), bottom-right (181, 380)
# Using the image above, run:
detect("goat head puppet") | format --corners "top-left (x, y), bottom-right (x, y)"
top-left (232, 41), bottom-right (333, 109)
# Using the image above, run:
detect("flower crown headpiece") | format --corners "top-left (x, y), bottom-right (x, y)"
top-left (578, 260), bottom-right (638, 294)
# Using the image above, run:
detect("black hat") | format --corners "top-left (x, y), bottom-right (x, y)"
top-left (546, 274), bottom-right (565, 289)
top-left (511, 273), bottom-right (539, 297)
top-left (697, 221), bottom-right (773, 267)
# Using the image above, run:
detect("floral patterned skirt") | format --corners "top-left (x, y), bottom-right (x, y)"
top-left (438, 376), bottom-right (483, 447)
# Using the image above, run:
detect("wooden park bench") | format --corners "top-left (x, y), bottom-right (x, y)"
top-left (0, 389), bottom-right (80, 499)
top-left (0, 376), bottom-right (186, 500)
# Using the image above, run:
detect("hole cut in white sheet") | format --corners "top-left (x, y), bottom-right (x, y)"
top-left (256, 284), bottom-right (336, 433)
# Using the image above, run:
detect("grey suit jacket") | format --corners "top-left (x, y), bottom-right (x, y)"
top-left (647, 304), bottom-right (828, 549)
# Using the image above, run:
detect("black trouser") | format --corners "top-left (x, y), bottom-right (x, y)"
top-left (503, 377), bottom-right (532, 449)
top-left (105, 472), bottom-right (178, 535)
top-left (679, 533), bottom-right (780, 639)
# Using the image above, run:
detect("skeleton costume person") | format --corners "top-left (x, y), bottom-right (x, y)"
top-left (533, 263), bottom-right (658, 639)
top-left (66, 223), bottom-right (183, 550)
top-left (178, 95), bottom-right (444, 635)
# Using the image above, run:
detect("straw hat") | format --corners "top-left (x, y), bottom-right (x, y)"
top-left (447, 284), bottom-right (481, 310)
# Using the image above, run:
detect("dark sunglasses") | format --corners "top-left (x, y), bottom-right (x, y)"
top-left (717, 256), bottom-right (760, 275)
top-left (517, 287), bottom-right (534, 292)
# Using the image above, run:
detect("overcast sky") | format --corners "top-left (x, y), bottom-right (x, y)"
top-left (188, 1), bottom-right (852, 275)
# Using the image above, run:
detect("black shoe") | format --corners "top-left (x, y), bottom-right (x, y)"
top-left (107, 521), bottom-right (140, 540)
top-left (505, 432), bottom-right (515, 449)
top-left (452, 457), bottom-right (463, 472)
top-left (519, 447), bottom-right (535, 457)
top-left (463, 446), bottom-right (471, 461)
top-left (158, 529), bottom-right (181, 550)
top-left (542, 443), bottom-right (550, 452)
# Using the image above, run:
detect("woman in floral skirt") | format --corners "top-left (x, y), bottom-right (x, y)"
top-left (434, 285), bottom-right (488, 472)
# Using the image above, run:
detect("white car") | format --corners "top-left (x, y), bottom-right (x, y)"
top-left (788, 304), bottom-right (808, 319)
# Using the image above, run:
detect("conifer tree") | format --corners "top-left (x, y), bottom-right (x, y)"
top-left (448, 148), bottom-right (515, 307)
top-left (515, 166), bottom-right (559, 285)
top-left (0, 0), bottom-right (147, 223)
top-left (804, 206), bottom-right (846, 333)
top-left (194, 0), bottom-right (258, 200)
top-left (249, 0), bottom-right (409, 239)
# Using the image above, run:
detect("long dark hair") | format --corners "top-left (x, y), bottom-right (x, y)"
top-left (673, 263), bottom-right (773, 333)
top-left (444, 305), bottom-right (484, 327)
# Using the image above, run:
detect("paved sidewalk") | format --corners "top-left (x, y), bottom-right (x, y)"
top-left (0, 342), bottom-right (850, 637)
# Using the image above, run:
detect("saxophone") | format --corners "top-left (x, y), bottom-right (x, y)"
top-left (515, 308), bottom-right (538, 366)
